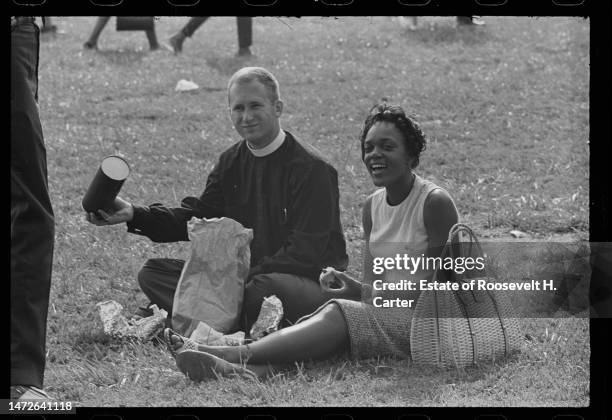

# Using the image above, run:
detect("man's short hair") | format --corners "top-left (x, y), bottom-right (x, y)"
top-left (227, 67), bottom-right (281, 104)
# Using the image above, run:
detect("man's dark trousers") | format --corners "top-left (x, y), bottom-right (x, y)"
top-left (137, 258), bottom-right (342, 334)
top-left (11, 19), bottom-right (55, 389)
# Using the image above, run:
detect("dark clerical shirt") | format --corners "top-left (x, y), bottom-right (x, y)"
top-left (127, 131), bottom-right (348, 280)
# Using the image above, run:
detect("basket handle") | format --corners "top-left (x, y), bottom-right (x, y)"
top-left (447, 223), bottom-right (485, 261)
top-left (439, 223), bottom-right (488, 286)
top-left (433, 223), bottom-right (478, 269)
top-left (428, 223), bottom-right (487, 287)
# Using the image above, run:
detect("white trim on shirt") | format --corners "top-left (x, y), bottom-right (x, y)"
top-left (246, 129), bottom-right (286, 157)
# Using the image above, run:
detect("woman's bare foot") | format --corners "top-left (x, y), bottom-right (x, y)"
top-left (164, 328), bottom-right (239, 361)
top-left (175, 350), bottom-right (257, 381)
top-left (163, 328), bottom-right (199, 357)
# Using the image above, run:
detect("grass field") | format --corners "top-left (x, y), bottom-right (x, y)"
top-left (35, 16), bottom-right (589, 406)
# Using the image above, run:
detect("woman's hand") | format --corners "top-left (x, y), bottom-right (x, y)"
top-left (85, 196), bottom-right (134, 226)
top-left (319, 267), bottom-right (363, 299)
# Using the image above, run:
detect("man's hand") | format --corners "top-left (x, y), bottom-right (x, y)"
top-left (319, 267), bottom-right (362, 299)
top-left (85, 196), bottom-right (134, 226)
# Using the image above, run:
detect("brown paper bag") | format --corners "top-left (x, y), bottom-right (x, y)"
top-left (171, 217), bottom-right (253, 337)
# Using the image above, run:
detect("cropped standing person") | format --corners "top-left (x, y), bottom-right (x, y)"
top-left (11, 16), bottom-right (55, 400)
top-left (83, 17), bottom-right (160, 51)
top-left (167, 17), bottom-right (252, 57)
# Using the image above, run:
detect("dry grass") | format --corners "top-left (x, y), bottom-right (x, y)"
top-left (36, 16), bottom-right (589, 407)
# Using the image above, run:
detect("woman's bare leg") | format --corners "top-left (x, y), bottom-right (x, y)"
top-left (170, 303), bottom-right (350, 365)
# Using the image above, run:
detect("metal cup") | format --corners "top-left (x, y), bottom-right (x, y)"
top-left (82, 155), bottom-right (130, 213)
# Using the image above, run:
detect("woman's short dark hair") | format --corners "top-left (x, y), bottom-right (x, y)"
top-left (359, 103), bottom-right (427, 168)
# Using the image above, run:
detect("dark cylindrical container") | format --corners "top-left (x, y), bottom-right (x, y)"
top-left (82, 155), bottom-right (130, 213)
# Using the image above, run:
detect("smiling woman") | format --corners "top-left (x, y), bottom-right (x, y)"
top-left (360, 104), bottom-right (427, 204)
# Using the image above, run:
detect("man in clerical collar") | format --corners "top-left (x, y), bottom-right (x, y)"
top-left (86, 67), bottom-right (352, 334)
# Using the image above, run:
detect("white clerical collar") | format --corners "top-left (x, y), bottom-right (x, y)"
top-left (246, 130), bottom-right (286, 157)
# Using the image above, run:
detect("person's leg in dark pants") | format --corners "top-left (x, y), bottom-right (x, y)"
top-left (456, 16), bottom-right (473, 26)
top-left (11, 19), bottom-right (55, 396)
top-left (83, 16), bottom-right (110, 49)
top-left (167, 17), bottom-right (209, 54)
top-left (41, 17), bottom-right (57, 34)
top-left (137, 258), bottom-right (185, 314)
top-left (145, 22), bottom-right (160, 51)
top-left (182, 17), bottom-right (209, 37)
top-left (456, 16), bottom-right (485, 26)
top-left (236, 17), bottom-right (253, 57)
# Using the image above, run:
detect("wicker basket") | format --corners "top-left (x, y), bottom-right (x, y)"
top-left (410, 223), bottom-right (522, 368)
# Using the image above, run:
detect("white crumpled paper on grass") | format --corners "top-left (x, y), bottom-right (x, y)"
top-left (175, 79), bottom-right (199, 92)
top-left (96, 300), bottom-right (167, 341)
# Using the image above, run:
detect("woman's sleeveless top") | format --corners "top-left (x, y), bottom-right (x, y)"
top-left (368, 174), bottom-right (452, 299)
